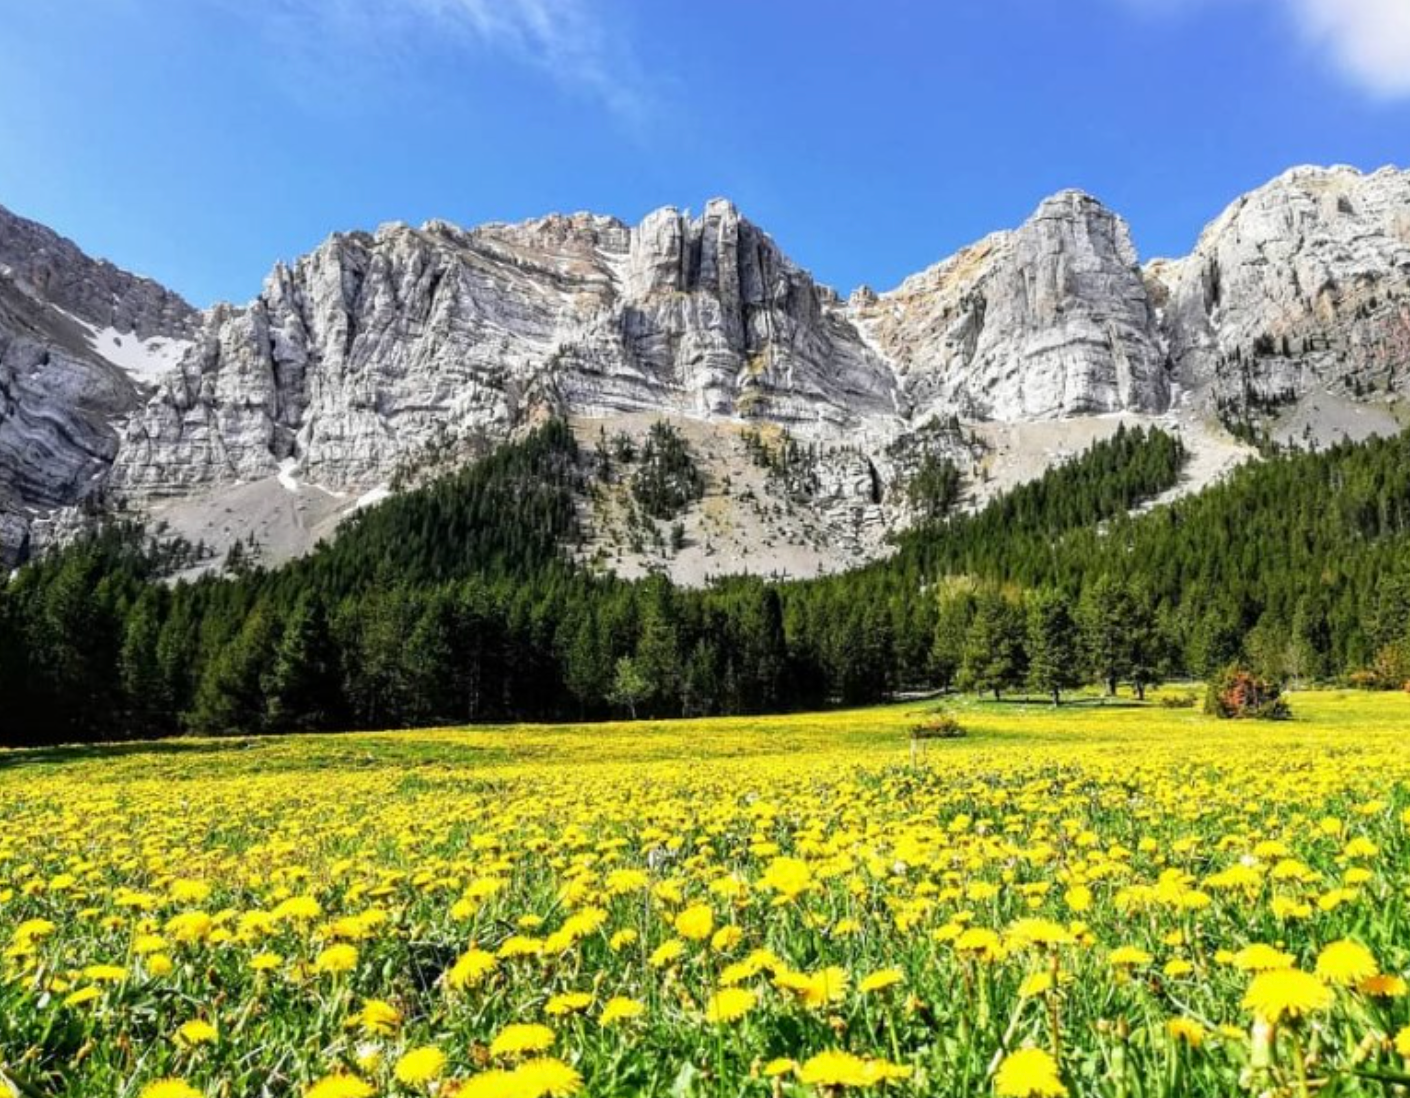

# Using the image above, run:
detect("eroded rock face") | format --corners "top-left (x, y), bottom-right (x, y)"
top-left (4, 167), bottom-right (1410, 571)
top-left (0, 204), bottom-right (199, 564)
top-left (1156, 166), bottom-right (1410, 419)
top-left (852, 191), bottom-right (1171, 421)
top-left (110, 199), bottom-right (903, 498)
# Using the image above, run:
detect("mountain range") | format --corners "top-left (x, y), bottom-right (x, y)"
top-left (2, 164), bottom-right (1408, 574)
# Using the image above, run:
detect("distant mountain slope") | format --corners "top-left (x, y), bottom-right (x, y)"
top-left (2, 165), bottom-right (1407, 571)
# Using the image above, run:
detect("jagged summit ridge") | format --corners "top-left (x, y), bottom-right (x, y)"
top-left (851, 189), bottom-right (1170, 421)
top-left (2, 166), bottom-right (1409, 568)
top-left (109, 197), bottom-right (902, 499)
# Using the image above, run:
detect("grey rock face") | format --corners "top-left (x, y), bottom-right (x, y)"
top-left (852, 191), bottom-right (1172, 421)
top-left (0, 204), bottom-right (200, 564)
top-left (110, 199), bottom-right (903, 498)
top-left (1155, 166), bottom-right (1410, 420)
top-left (4, 167), bottom-right (1410, 572)
top-left (0, 203), bottom-right (198, 342)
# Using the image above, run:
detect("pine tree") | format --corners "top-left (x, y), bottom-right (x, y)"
top-left (119, 587), bottom-right (168, 738)
top-left (1080, 576), bottom-right (1132, 696)
top-left (265, 593), bottom-right (339, 734)
top-left (188, 605), bottom-right (277, 736)
top-left (931, 583), bottom-right (976, 692)
top-left (561, 611), bottom-right (608, 715)
top-left (1027, 589), bottom-right (1080, 705)
top-left (635, 580), bottom-right (681, 716)
top-left (403, 592), bottom-right (455, 725)
top-left (680, 639), bottom-right (722, 717)
top-left (960, 589), bottom-right (1027, 700)
top-left (1125, 583), bottom-right (1166, 700)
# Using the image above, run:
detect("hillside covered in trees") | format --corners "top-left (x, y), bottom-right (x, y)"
top-left (3, 418), bottom-right (1410, 745)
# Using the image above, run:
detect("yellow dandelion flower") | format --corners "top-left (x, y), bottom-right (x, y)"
top-left (776, 965), bottom-right (850, 1008)
top-left (304, 1074), bottom-right (375, 1098)
top-left (164, 912), bottom-right (213, 944)
top-left (1005, 919), bottom-right (1072, 950)
top-left (1230, 944), bottom-right (1294, 972)
top-left (705, 987), bottom-right (756, 1023)
top-left (497, 935), bottom-right (543, 960)
top-left (599, 996), bottom-right (645, 1026)
top-left (314, 944), bottom-right (358, 975)
top-left (489, 1022), bottom-right (556, 1058)
top-left (1166, 1018), bottom-right (1204, 1047)
top-left (139, 1080), bottom-right (204, 1098)
top-left (649, 939), bottom-right (685, 968)
top-left (759, 856), bottom-right (813, 901)
top-left (1360, 974), bottom-right (1407, 998)
top-left (357, 999), bottom-right (401, 1035)
top-left (510, 1057), bottom-right (582, 1097)
top-left (446, 948), bottom-right (498, 990)
top-left (994, 1047), bottom-right (1067, 1098)
top-left (176, 1019), bottom-right (218, 1047)
top-left (63, 987), bottom-right (102, 1008)
top-left (546, 991), bottom-right (594, 1016)
top-left (953, 927), bottom-right (1005, 962)
top-left (1314, 939), bottom-right (1378, 986)
top-left (146, 954), bottom-right (174, 977)
top-left (858, 968), bottom-right (904, 994)
top-left (455, 1070), bottom-right (515, 1098)
top-left (393, 1046), bottom-right (446, 1086)
top-left (272, 895), bottom-right (322, 922)
top-left (83, 964), bottom-right (128, 983)
top-left (674, 903), bottom-right (714, 941)
top-left (795, 1050), bottom-right (910, 1088)
top-left (606, 868), bottom-right (650, 894)
top-left (1242, 969), bottom-right (1332, 1024)
top-left (795, 1051), bottom-right (873, 1088)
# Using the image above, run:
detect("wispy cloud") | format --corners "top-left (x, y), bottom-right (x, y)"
top-left (1116, 0), bottom-right (1410, 98)
top-left (226, 0), bottom-right (653, 125)
top-left (1290, 0), bottom-right (1410, 98)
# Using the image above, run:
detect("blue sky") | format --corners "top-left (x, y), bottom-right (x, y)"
top-left (1, 1), bottom-right (1407, 307)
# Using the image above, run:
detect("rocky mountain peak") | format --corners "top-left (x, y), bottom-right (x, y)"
top-left (849, 188), bottom-right (1168, 421)
top-left (1159, 165), bottom-right (1410, 434)
top-left (3, 166), bottom-right (1409, 570)
top-left (0, 203), bottom-right (199, 341)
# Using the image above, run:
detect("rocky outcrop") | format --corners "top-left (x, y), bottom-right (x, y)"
top-left (0, 204), bottom-right (199, 564)
top-left (1154, 166), bottom-right (1410, 425)
top-left (4, 167), bottom-right (1410, 570)
top-left (109, 199), bottom-right (902, 499)
top-left (852, 191), bottom-right (1171, 421)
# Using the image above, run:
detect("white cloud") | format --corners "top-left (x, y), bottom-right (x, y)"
top-left (400, 0), bottom-right (649, 121)
top-left (1290, 0), bottom-right (1410, 98)
top-left (226, 0), bottom-right (652, 123)
top-left (1116, 0), bottom-right (1410, 98)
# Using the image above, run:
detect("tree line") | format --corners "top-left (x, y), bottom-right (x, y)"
top-left (3, 419), bottom-right (1410, 745)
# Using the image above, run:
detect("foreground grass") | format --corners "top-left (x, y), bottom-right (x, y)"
top-left (2, 689), bottom-right (1409, 1097)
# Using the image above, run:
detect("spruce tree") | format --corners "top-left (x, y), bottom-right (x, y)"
top-left (960, 589), bottom-right (1027, 700)
top-left (1080, 576), bottom-right (1132, 696)
top-left (265, 593), bottom-right (339, 734)
top-left (119, 587), bottom-right (168, 738)
top-left (1027, 589), bottom-right (1080, 705)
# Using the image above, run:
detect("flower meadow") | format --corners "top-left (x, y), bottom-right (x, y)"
top-left (2, 690), bottom-right (1410, 1097)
